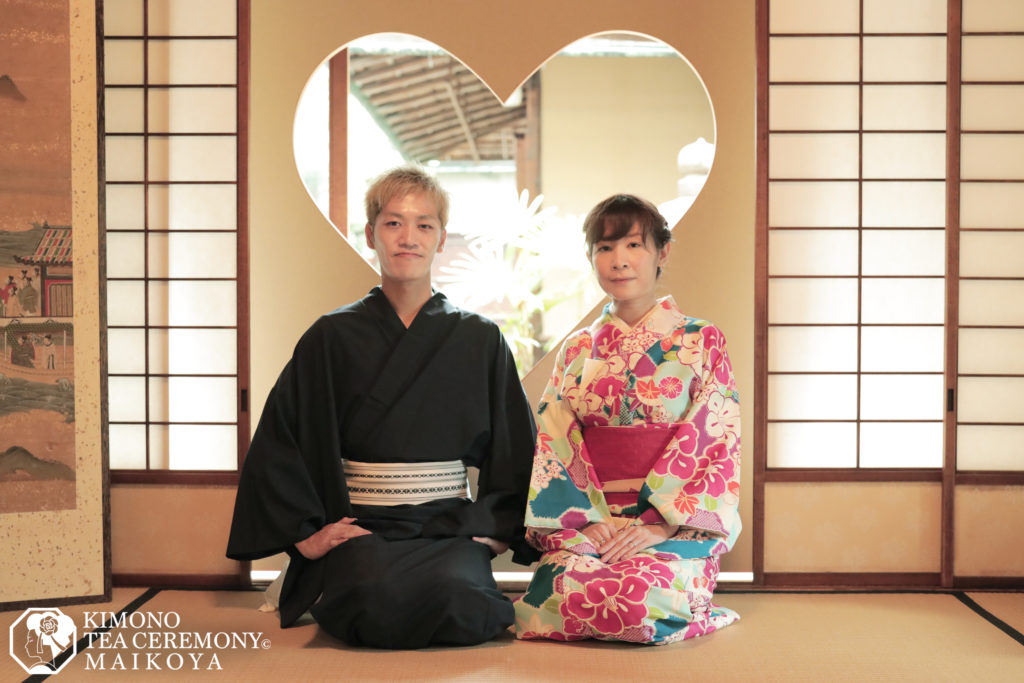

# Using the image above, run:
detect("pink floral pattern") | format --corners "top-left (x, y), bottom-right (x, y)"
top-left (515, 297), bottom-right (741, 644)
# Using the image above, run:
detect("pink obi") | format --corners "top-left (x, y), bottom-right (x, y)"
top-left (583, 424), bottom-right (677, 511)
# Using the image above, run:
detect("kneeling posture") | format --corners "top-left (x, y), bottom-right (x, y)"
top-left (228, 167), bottom-right (536, 649)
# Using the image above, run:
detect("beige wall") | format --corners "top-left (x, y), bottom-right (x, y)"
top-left (541, 54), bottom-right (715, 216)
top-left (242, 0), bottom-right (756, 574)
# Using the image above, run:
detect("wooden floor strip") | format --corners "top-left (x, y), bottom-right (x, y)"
top-left (955, 592), bottom-right (1024, 647)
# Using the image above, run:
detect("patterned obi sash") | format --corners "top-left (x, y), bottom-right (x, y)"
top-left (342, 459), bottom-right (471, 506)
top-left (583, 424), bottom-right (677, 509)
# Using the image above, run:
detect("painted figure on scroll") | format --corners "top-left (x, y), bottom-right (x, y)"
top-left (514, 194), bottom-right (741, 644)
top-left (227, 166), bottom-right (536, 649)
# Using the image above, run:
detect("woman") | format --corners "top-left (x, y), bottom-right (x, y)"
top-left (514, 194), bottom-right (741, 645)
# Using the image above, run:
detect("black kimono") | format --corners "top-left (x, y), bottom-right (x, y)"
top-left (227, 287), bottom-right (537, 648)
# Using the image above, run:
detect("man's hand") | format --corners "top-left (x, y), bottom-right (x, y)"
top-left (295, 517), bottom-right (371, 560)
top-left (471, 536), bottom-right (509, 555)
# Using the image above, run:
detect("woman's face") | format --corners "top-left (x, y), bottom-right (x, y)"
top-left (590, 223), bottom-right (669, 306)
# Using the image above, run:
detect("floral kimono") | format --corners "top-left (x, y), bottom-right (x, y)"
top-left (514, 297), bottom-right (741, 644)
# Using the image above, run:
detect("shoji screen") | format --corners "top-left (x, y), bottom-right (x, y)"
top-left (954, 0), bottom-right (1024, 579)
top-left (766, 0), bottom-right (947, 471)
top-left (103, 0), bottom-right (248, 478)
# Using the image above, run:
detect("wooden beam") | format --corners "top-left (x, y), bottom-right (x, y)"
top-left (329, 49), bottom-right (348, 236)
top-left (444, 81), bottom-right (479, 162)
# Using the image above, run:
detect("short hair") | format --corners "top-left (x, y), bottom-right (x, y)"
top-left (364, 165), bottom-right (450, 228)
top-left (582, 194), bottom-right (672, 256)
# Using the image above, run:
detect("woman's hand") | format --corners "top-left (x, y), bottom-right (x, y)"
top-left (596, 523), bottom-right (679, 564)
top-left (472, 537), bottom-right (510, 555)
top-left (295, 517), bottom-right (371, 560)
top-left (581, 522), bottom-right (619, 548)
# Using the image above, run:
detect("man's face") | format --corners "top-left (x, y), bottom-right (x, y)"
top-left (365, 191), bottom-right (446, 287)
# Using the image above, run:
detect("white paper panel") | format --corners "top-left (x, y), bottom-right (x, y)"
top-left (769, 85), bottom-right (860, 131)
top-left (862, 134), bottom-right (946, 179)
top-left (959, 281), bottom-right (1024, 325)
top-left (105, 136), bottom-right (145, 182)
top-left (962, 134), bottom-right (1024, 180)
top-left (167, 377), bottom-right (237, 423)
top-left (107, 328), bottom-right (147, 375)
top-left (148, 377), bottom-right (168, 422)
top-left (769, 278), bottom-right (860, 324)
top-left (106, 232), bottom-right (145, 279)
top-left (960, 232), bottom-right (1024, 277)
top-left (963, 0), bottom-right (1024, 31)
top-left (167, 425), bottom-right (238, 470)
top-left (862, 181), bottom-right (946, 227)
top-left (860, 422), bottom-right (943, 468)
top-left (104, 88), bottom-right (144, 133)
top-left (107, 280), bottom-right (146, 326)
top-left (108, 376), bottom-right (147, 422)
top-left (149, 425), bottom-right (169, 470)
top-left (769, 134), bottom-right (859, 179)
top-left (768, 374), bottom-right (859, 419)
top-left (148, 329), bottom-right (168, 375)
top-left (109, 424), bottom-right (147, 469)
top-left (962, 85), bottom-right (1024, 131)
top-left (861, 278), bottom-right (945, 323)
top-left (148, 39), bottom-right (237, 85)
top-left (957, 425), bottom-right (1024, 471)
top-left (148, 136), bottom-right (237, 182)
top-left (863, 0), bottom-right (948, 33)
top-left (958, 377), bottom-right (1024, 423)
top-left (147, 281), bottom-right (238, 327)
top-left (861, 374), bottom-right (945, 420)
top-left (769, 0), bottom-right (860, 33)
top-left (166, 329), bottom-right (237, 375)
top-left (104, 0), bottom-right (144, 35)
top-left (862, 230), bottom-right (945, 275)
top-left (863, 85), bottom-right (946, 131)
top-left (148, 184), bottom-right (238, 230)
top-left (147, 232), bottom-right (237, 279)
top-left (769, 230), bottom-right (859, 276)
top-left (768, 326), bottom-right (858, 372)
top-left (769, 37), bottom-right (860, 82)
top-left (768, 181), bottom-right (859, 227)
top-left (106, 184), bottom-right (145, 230)
top-left (962, 36), bottom-right (1024, 81)
top-left (148, 0), bottom-right (237, 36)
top-left (104, 39), bottom-right (143, 84)
top-left (959, 328), bottom-right (1024, 375)
top-left (960, 182), bottom-right (1024, 229)
top-left (863, 37), bottom-right (947, 82)
top-left (767, 422), bottom-right (858, 468)
top-left (861, 326), bottom-right (945, 372)
top-left (149, 88), bottom-right (237, 133)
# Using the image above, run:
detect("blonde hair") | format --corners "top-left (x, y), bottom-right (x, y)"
top-left (364, 165), bottom-right (450, 228)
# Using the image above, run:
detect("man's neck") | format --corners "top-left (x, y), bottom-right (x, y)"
top-left (380, 278), bottom-right (434, 328)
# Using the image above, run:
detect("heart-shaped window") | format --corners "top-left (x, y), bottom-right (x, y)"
top-left (294, 32), bottom-right (715, 375)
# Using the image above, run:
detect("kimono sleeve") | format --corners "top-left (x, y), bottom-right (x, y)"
top-left (522, 333), bottom-right (609, 556)
top-left (641, 324), bottom-right (742, 550)
top-left (226, 319), bottom-right (350, 561)
top-left (421, 325), bottom-right (537, 545)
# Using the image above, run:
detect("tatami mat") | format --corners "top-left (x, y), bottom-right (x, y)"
top-left (5, 590), bottom-right (1023, 681)
top-left (1, 588), bottom-right (149, 682)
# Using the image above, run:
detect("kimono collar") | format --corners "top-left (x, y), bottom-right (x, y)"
top-left (590, 296), bottom-right (686, 341)
top-left (366, 286), bottom-right (450, 331)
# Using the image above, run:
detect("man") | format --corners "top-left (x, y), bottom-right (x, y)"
top-left (227, 166), bottom-right (536, 649)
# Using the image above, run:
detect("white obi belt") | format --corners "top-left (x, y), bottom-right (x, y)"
top-left (342, 459), bottom-right (471, 506)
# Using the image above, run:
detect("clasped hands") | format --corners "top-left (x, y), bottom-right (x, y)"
top-left (581, 521), bottom-right (679, 563)
top-left (295, 517), bottom-right (508, 560)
